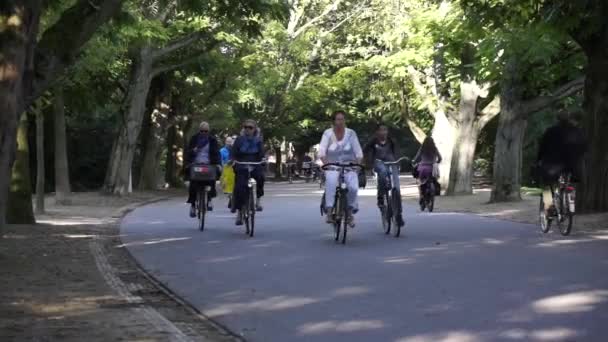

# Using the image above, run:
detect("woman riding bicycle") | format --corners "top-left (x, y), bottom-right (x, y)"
top-left (185, 121), bottom-right (221, 217)
top-left (232, 119), bottom-right (265, 225)
top-left (318, 110), bottom-right (363, 227)
top-left (413, 137), bottom-right (442, 204)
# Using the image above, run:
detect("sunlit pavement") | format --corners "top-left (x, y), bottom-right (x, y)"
top-left (120, 182), bottom-right (608, 342)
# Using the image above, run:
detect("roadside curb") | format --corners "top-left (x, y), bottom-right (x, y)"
top-left (113, 196), bottom-right (245, 342)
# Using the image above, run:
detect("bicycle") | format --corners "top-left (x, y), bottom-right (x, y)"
top-left (375, 157), bottom-right (408, 237)
top-left (413, 164), bottom-right (436, 212)
top-left (320, 162), bottom-right (365, 244)
top-left (539, 172), bottom-right (575, 236)
top-left (188, 163), bottom-right (218, 231)
top-left (234, 160), bottom-right (266, 237)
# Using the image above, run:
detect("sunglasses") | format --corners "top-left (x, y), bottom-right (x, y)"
top-left (200, 130), bottom-right (209, 133)
top-left (243, 126), bottom-right (255, 130)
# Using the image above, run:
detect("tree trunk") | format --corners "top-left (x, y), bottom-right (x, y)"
top-left (139, 76), bottom-right (171, 190)
top-left (7, 115), bottom-right (35, 224)
top-left (431, 110), bottom-right (456, 189)
top-left (447, 122), bottom-right (480, 195)
top-left (53, 86), bottom-right (71, 204)
top-left (0, 2), bottom-right (39, 228)
top-left (578, 51), bottom-right (608, 212)
top-left (104, 50), bottom-right (154, 194)
top-left (491, 72), bottom-right (526, 202)
top-left (274, 143), bottom-right (282, 179)
top-left (447, 81), bottom-right (479, 195)
top-left (35, 110), bottom-right (45, 214)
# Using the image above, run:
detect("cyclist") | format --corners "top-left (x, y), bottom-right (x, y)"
top-left (232, 119), bottom-right (265, 225)
top-left (364, 123), bottom-right (404, 225)
top-left (318, 110), bottom-right (363, 227)
top-left (220, 136), bottom-right (235, 205)
top-left (413, 137), bottom-right (442, 205)
top-left (185, 121), bottom-right (221, 217)
top-left (301, 153), bottom-right (314, 178)
top-left (537, 111), bottom-right (586, 215)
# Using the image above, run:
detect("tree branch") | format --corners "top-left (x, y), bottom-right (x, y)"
top-left (149, 31), bottom-right (206, 60)
top-left (151, 42), bottom-right (219, 77)
top-left (290, 0), bottom-right (342, 39)
top-left (26, 0), bottom-right (124, 110)
top-left (522, 76), bottom-right (585, 115)
top-left (477, 95), bottom-right (501, 130)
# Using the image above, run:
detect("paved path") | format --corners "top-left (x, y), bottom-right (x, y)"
top-left (121, 183), bottom-right (608, 342)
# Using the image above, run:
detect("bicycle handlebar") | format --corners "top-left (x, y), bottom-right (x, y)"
top-left (321, 163), bottom-right (365, 171)
top-left (375, 156), bottom-right (410, 165)
top-left (234, 160), bottom-right (267, 166)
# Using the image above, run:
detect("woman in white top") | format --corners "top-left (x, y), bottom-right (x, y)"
top-left (318, 111), bottom-right (363, 227)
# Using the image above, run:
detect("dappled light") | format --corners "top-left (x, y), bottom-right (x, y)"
top-left (206, 295), bottom-right (320, 316)
top-left (116, 237), bottom-right (192, 248)
top-left (532, 290), bottom-right (608, 314)
top-left (297, 320), bottom-right (385, 335)
top-left (396, 330), bottom-right (481, 342)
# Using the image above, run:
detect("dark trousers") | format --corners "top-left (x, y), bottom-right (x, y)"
top-left (233, 166), bottom-right (264, 210)
top-left (187, 180), bottom-right (217, 204)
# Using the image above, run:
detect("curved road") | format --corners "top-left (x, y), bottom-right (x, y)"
top-left (121, 182), bottom-right (608, 342)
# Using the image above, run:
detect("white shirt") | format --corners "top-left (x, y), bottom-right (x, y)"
top-left (318, 128), bottom-right (363, 163)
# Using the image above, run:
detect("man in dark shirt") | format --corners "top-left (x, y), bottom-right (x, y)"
top-left (537, 112), bottom-right (586, 211)
top-left (364, 124), bottom-right (400, 208)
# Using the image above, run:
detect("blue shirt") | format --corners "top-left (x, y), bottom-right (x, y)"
top-left (220, 146), bottom-right (231, 165)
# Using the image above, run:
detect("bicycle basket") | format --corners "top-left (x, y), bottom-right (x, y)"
top-left (190, 164), bottom-right (217, 181)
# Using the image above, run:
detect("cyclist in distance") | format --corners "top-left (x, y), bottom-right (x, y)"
top-left (185, 121), bottom-right (221, 217)
top-left (318, 110), bottom-right (364, 227)
top-left (536, 111), bottom-right (586, 215)
top-left (413, 137), bottom-right (442, 203)
top-left (364, 123), bottom-right (404, 225)
top-left (232, 119), bottom-right (265, 225)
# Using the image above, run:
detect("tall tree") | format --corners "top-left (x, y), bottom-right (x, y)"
top-left (54, 85), bottom-right (71, 204)
top-left (0, 0), bottom-right (124, 227)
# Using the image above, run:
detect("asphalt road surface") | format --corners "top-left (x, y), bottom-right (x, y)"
top-left (121, 182), bottom-right (608, 342)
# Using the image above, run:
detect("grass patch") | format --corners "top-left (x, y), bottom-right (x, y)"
top-left (521, 186), bottom-right (542, 196)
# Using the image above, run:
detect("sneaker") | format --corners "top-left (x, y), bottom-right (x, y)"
top-left (207, 199), bottom-right (213, 211)
top-left (256, 198), bottom-right (263, 212)
top-left (189, 205), bottom-right (196, 218)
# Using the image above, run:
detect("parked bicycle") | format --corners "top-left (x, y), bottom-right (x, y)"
top-left (234, 160), bottom-right (266, 237)
top-left (375, 157), bottom-right (408, 237)
top-left (320, 162), bottom-right (365, 244)
top-left (540, 172), bottom-right (575, 236)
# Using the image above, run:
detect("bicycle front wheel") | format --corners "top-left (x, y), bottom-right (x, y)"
top-left (559, 192), bottom-right (573, 236)
top-left (391, 188), bottom-right (402, 237)
top-left (198, 190), bottom-right (206, 231)
top-left (248, 190), bottom-right (255, 237)
top-left (381, 193), bottom-right (391, 235)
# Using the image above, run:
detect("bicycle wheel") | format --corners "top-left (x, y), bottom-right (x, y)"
top-left (198, 190), bottom-right (206, 231)
top-left (539, 195), bottom-right (551, 233)
top-left (381, 193), bottom-right (391, 235)
top-left (248, 191), bottom-right (255, 237)
top-left (341, 209), bottom-right (348, 244)
top-left (559, 192), bottom-right (573, 236)
top-left (391, 188), bottom-right (402, 237)
top-left (334, 193), bottom-right (343, 242)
